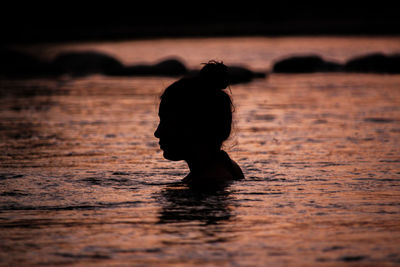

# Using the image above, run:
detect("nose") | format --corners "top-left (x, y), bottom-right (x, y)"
top-left (154, 123), bottom-right (161, 139)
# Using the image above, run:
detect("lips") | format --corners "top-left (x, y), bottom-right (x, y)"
top-left (159, 142), bottom-right (166, 150)
top-left (159, 139), bottom-right (173, 150)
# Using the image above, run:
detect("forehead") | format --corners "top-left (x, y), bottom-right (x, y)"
top-left (158, 87), bottom-right (203, 118)
top-left (158, 98), bottom-right (182, 117)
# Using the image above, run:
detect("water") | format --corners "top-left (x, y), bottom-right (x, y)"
top-left (1, 37), bottom-right (400, 266)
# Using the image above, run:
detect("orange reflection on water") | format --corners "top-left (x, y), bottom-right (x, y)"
top-left (1, 37), bottom-right (400, 265)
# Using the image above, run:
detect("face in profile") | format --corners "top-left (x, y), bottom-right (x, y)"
top-left (154, 103), bottom-right (193, 161)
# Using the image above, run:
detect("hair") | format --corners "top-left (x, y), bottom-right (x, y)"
top-left (160, 60), bottom-right (233, 149)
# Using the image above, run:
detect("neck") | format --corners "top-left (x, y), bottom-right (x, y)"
top-left (185, 147), bottom-right (223, 174)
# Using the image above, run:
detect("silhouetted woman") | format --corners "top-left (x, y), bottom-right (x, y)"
top-left (154, 61), bottom-right (244, 186)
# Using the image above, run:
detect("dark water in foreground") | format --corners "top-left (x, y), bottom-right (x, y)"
top-left (1, 37), bottom-right (400, 266)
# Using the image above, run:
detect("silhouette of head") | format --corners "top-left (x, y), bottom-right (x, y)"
top-left (154, 61), bottom-right (233, 161)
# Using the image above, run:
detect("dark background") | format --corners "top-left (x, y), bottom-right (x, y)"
top-left (2, 1), bottom-right (399, 44)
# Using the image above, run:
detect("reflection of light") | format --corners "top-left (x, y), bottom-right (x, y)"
top-left (2, 37), bottom-right (400, 266)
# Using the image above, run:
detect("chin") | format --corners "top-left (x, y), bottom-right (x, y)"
top-left (162, 150), bottom-right (183, 161)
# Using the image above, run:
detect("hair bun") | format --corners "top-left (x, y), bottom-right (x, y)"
top-left (199, 60), bottom-right (229, 90)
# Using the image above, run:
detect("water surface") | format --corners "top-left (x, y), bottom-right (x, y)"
top-left (1, 37), bottom-right (400, 266)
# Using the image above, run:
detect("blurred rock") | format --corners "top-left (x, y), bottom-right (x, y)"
top-left (52, 53), bottom-right (187, 77)
top-left (344, 53), bottom-right (400, 74)
top-left (52, 51), bottom-right (124, 76)
top-left (227, 66), bottom-right (266, 84)
top-left (118, 59), bottom-right (188, 76)
top-left (272, 55), bottom-right (341, 73)
top-left (0, 48), bottom-right (51, 77)
top-left (0, 49), bottom-right (266, 84)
